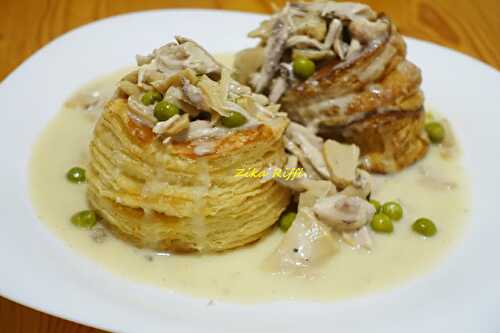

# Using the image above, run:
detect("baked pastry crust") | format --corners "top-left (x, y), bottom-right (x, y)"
top-left (281, 23), bottom-right (428, 173)
top-left (87, 98), bottom-right (290, 252)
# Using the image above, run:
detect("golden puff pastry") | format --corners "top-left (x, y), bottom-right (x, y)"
top-left (235, 1), bottom-right (428, 173)
top-left (282, 23), bottom-right (428, 173)
top-left (88, 98), bottom-right (290, 252)
top-left (87, 37), bottom-right (291, 252)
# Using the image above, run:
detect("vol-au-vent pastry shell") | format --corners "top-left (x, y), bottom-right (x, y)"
top-left (87, 98), bottom-right (291, 252)
top-left (282, 23), bottom-right (428, 173)
top-left (235, 2), bottom-right (429, 173)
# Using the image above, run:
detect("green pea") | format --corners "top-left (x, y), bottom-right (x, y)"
top-left (154, 101), bottom-right (180, 121)
top-left (292, 57), bottom-right (316, 80)
top-left (221, 111), bottom-right (247, 128)
top-left (412, 218), bottom-right (437, 237)
top-left (369, 199), bottom-right (381, 213)
top-left (71, 210), bottom-right (97, 229)
top-left (66, 167), bottom-right (86, 183)
top-left (381, 201), bottom-right (403, 221)
top-left (370, 213), bottom-right (393, 233)
top-left (425, 121), bottom-right (445, 144)
top-left (141, 90), bottom-right (163, 106)
top-left (279, 211), bottom-right (297, 232)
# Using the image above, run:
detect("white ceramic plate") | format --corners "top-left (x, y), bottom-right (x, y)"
top-left (1, 9), bottom-right (499, 333)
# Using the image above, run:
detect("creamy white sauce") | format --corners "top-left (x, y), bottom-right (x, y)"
top-left (29, 54), bottom-right (470, 303)
top-left (312, 93), bottom-right (355, 113)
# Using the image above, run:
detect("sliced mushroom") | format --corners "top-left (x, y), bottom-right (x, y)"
top-left (313, 194), bottom-right (375, 231)
top-left (292, 48), bottom-right (335, 61)
top-left (118, 80), bottom-right (141, 97)
top-left (265, 207), bottom-right (339, 274)
top-left (121, 70), bottom-right (139, 84)
top-left (341, 168), bottom-right (372, 199)
top-left (283, 136), bottom-right (322, 179)
top-left (323, 139), bottom-right (360, 188)
top-left (298, 180), bottom-right (336, 209)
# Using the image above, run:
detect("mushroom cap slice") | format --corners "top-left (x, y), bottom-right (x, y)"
top-left (323, 139), bottom-right (360, 188)
top-left (265, 208), bottom-right (339, 274)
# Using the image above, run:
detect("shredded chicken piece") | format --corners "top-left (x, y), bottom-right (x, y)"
top-left (349, 18), bottom-right (389, 43)
top-left (152, 114), bottom-right (181, 135)
top-left (303, 2), bottom-right (377, 21)
top-left (239, 0), bottom-right (391, 104)
top-left (285, 122), bottom-right (329, 178)
top-left (182, 78), bottom-right (209, 111)
top-left (323, 18), bottom-right (342, 51)
top-left (292, 12), bottom-right (327, 40)
top-left (176, 120), bottom-right (226, 141)
top-left (152, 113), bottom-right (190, 139)
top-left (313, 194), bottom-right (375, 231)
top-left (163, 113), bottom-right (190, 136)
top-left (127, 95), bottom-right (156, 127)
top-left (286, 35), bottom-right (324, 49)
top-left (117, 37), bottom-right (283, 148)
top-left (150, 37), bottom-right (221, 76)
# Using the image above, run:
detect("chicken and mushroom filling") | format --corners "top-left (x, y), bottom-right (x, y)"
top-left (116, 36), bottom-right (285, 146)
top-left (265, 118), bottom-right (378, 273)
top-left (235, 1), bottom-right (390, 103)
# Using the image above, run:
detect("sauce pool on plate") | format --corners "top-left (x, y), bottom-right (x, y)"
top-left (28, 54), bottom-right (471, 303)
